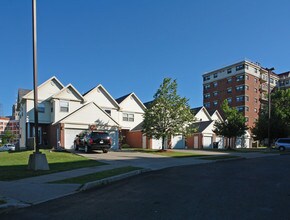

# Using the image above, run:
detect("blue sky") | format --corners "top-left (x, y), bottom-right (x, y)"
top-left (0, 0), bottom-right (289, 116)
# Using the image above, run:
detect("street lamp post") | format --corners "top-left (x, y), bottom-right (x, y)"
top-left (28, 0), bottom-right (49, 170)
top-left (266, 67), bottom-right (274, 150)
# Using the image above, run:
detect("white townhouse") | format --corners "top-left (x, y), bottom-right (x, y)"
top-left (18, 76), bottom-right (121, 150)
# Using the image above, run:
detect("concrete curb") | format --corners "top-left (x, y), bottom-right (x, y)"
top-left (79, 168), bottom-right (151, 191)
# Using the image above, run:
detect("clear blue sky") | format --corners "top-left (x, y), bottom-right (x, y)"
top-left (1, 0), bottom-right (289, 116)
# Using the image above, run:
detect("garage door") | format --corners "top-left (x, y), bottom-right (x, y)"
top-left (152, 138), bottom-right (162, 150)
top-left (107, 130), bottom-right (118, 150)
top-left (203, 136), bottom-right (213, 148)
top-left (64, 129), bottom-right (85, 149)
top-left (172, 135), bottom-right (185, 149)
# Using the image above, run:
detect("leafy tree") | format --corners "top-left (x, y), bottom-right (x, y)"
top-left (142, 78), bottom-right (195, 150)
top-left (252, 89), bottom-right (290, 142)
top-left (2, 130), bottom-right (16, 144)
top-left (213, 100), bottom-right (248, 149)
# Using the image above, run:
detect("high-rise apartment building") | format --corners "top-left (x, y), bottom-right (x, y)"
top-left (277, 71), bottom-right (290, 89)
top-left (202, 60), bottom-right (279, 129)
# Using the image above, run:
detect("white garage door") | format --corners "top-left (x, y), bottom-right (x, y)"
top-left (107, 130), bottom-right (118, 150)
top-left (172, 135), bottom-right (185, 149)
top-left (152, 138), bottom-right (162, 150)
top-left (64, 129), bottom-right (85, 149)
top-left (203, 136), bottom-right (213, 148)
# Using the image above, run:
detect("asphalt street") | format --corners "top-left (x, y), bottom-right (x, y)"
top-left (2, 155), bottom-right (290, 220)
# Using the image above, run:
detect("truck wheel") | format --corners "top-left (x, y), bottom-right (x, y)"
top-left (85, 145), bottom-right (90, 153)
top-left (103, 149), bottom-right (108, 153)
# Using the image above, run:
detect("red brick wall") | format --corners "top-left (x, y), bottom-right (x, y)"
top-left (126, 131), bottom-right (142, 148)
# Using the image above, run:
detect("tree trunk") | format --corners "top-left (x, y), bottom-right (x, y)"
top-left (162, 136), bottom-right (165, 151)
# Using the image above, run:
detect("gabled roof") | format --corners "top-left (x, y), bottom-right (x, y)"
top-left (191, 106), bottom-right (203, 115)
top-left (22, 76), bottom-right (64, 100)
top-left (53, 102), bottom-right (119, 126)
top-left (115, 93), bottom-right (131, 104)
top-left (116, 92), bottom-right (146, 111)
top-left (17, 89), bottom-right (31, 110)
top-left (131, 122), bottom-right (143, 131)
top-left (83, 84), bottom-right (120, 109)
top-left (192, 120), bottom-right (213, 133)
top-left (191, 106), bottom-right (212, 120)
top-left (143, 100), bottom-right (153, 108)
top-left (51, 84), bottom-right (85, 103)
top-left (209, 109), bottom-right (224, 122)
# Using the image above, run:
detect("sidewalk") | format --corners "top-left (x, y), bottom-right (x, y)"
top-left (0, 149), bottom-right (278, 212)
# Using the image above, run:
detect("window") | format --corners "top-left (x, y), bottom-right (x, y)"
top-left (236, 75), bottom-right (244, 82)
top-left (236, 85), bottom-right (248, 91)
top-left (236, 106), bottom-right (244, 112)
top-left (245, 117), bottom-right (249, 122)
top-left (254, 68), bottom-right (258, 73)
top-left (254, 78), bottom-right (258, 83)
top-left (213, 101), bottom-right (218, 106)
top-left (123, 113), bottom-right (134, 122)
top-left (245, 64), bottom-right (249, 70)
top-left (255, 98), bottom-right (258, 103)
top-left (105, 110), bottom-right (111, 115)
top-left (236, 96), bottom-right (244, 102)
top-left (204, 93), bottom-right (210, 99)
top-left (214, 73), bottom-right (218, 78)
top-left (227, 97), bottom-right (232, 103)
top-left (227, 68), bottom-right (232, 74)
top-left (227, 88), bottom-right (232, 93)
top-left (245, 75), bottom-right (249, 80)
top-left (203, 75), bottom-right (211, 81)
top-left (246, 106), bottom-right (249, 111)
top-left (60, 100), bottom-right (69, 112)
top-left (254, 108), bottom-right (257, 113)
top-left (213, 91), bottom-right (218, 97)
top-left (51, 107), bottom-right (53, 113)
top-left (204, 84), bottom-right (210, 90)
top-left (204, 102), bottom-right (210, 108)
top-left (38, 103), bottom-right (45, 113)
top-left (227, 77), bottom-right (232, 83)
top-left (213, 81), bottom-right (218, 87)
top-left (236, 64), bottom-right (245, 71)
top-left (254, 88), bottom-right (258, 93)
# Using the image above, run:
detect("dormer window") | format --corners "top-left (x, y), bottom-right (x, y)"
top-left (60, 100), bottom-right (69, 112)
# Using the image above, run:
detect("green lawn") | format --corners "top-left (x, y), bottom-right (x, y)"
top-left (0, 150), bottom-right (106, 181)
top-left (126, 148), bottom-right (210, 158)
top-left (51, 166), bottom-right (142, 184)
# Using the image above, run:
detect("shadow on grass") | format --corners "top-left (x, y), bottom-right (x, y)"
top-left (0, 160), bottom-right (106, 181)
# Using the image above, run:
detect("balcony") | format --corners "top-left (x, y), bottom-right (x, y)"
top-left (260, 93), bottom-right (268, 101)
top-left (260, 84), bottom-right (268, 91)
top-left (260, 74), bottom-right (267, 82)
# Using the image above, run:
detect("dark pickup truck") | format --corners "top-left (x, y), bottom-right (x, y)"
top-left (74, 131), bottom-right (112, 153)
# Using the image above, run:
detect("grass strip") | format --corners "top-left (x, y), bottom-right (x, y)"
top-left (0, 150), bottom-right (106, 181)
top-left (51, 166), bottom-right (142, 184)
top-left (201, 155), bottom-right (241, 160)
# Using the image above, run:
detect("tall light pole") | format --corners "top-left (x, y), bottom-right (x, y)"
top-left (32, 0), bottom-right (39, 153)
top-left (266, 67), bottom-right (274, 150)
top-left (28, 0), bottom-right (49, 170)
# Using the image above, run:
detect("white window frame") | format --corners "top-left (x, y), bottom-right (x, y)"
top-left (60, 100), bottom-right (69, 112)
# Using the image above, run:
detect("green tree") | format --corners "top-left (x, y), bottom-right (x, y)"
top-left (142, 78), bottom-right (195, 150)
top-left (213, 100), bottom-right (248, 149)
top-left (2, 130), bottom-right (16, 144)
top-left (252, 89), bottom-right (290, 142)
